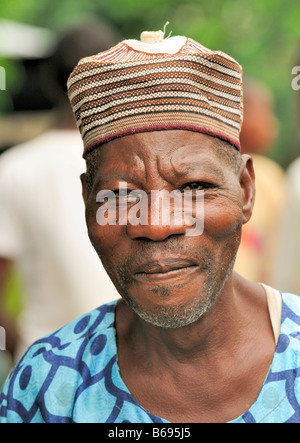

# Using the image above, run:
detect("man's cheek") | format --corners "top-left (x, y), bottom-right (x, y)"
top-left (203, 205), bottom-right (242, 241)
top-left (86, 210), bottom-right (121, 252)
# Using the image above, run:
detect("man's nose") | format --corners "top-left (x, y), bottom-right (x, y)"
top-left (126, 192), bottom-right (189, 241)
top-left (126, 219), bottom-right (187, 242)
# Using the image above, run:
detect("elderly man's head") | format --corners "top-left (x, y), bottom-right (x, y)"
top-left (68, 33), bottom-right (254, 328)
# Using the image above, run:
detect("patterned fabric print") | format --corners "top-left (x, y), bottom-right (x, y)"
top-left (0, 302), bottom-right (167, 424)
top-left (0, 293), bottom-right (299, 423)
top-left (230, 293), bottom-right (300, 424)
top-left (67, 38), bottom-right (243, 157)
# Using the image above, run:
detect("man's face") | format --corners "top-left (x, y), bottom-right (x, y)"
top-left (83, 130), bottom-right (253, 328)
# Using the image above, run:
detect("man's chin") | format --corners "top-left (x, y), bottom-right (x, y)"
top-left (121, 289), bottom-right (218, 329)
top-left (120, 257), bottom-right (236, 329)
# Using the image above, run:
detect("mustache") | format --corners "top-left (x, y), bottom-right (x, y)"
top-left (115, 238), bottom-right (213, 284)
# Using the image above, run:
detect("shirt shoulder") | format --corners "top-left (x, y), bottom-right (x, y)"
top-left (280, 293), bottom-right (300, 356)
top-left (0, 302), bottom-right (118, 423)
top-left (261, 292), bottom-right (300, 424)
top-left (281, 292), bottom-right (300, 325)
top-left (230, 292), bottom-right (300, 424)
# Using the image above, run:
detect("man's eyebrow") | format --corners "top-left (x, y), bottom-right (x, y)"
top-left (173, 160), bottom-right (225, 179)
top-left (94, 172), bottom-right (136, 189)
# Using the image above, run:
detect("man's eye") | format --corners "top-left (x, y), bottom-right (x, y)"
top-left (115, 189), bottom-right (130, 198)
top-left (184, 182), bottom-right (202, 191)
top-left (114, 189), bottom-right (140, 203)
top-left (182, 182), bottom-right (215, 191)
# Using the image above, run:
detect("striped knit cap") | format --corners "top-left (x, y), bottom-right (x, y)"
top-left (67, 31), bottom-right (243, 158)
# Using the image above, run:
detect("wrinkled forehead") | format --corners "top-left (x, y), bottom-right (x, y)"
top-left (90, 130), bottom-right (227, 183)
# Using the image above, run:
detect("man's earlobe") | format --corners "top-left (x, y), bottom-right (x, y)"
top-left (239, 155), bottom-right (256, 224)
top-left (80, 173), bottom-right (88, 204)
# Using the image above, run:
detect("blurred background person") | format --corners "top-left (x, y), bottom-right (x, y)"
top-left (234, 78), bottom-right (287, 284)
top-left (0, 20), bottom-right (120, 367)
top-left (272, 53), bottom-right (300, 294)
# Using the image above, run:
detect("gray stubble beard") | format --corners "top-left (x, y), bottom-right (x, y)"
top-left (120, 250), bottom-right (237, 330)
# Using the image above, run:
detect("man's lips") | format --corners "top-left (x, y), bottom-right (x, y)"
top-left (133, 258), bottom-right (199, 283)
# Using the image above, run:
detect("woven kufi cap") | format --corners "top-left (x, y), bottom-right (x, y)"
top-left (67, 30), bottom-right (243, 158)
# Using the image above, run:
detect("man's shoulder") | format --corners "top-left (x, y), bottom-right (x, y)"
top-left (280, 292), bottom-right (300, 357)
top-left (7, 301), bottom-right (118, 385)
top-left (27, 301), bottom-right (118, 361)
top-left (281, 292), bottom-right (300, 317)
top-left (0, 302), bottom-right (119, 423)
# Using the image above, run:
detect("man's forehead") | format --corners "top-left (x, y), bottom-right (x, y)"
top-left (93, 131), bottom-right (225, 181)
top-left (168, 137), bottom-right (223, 171)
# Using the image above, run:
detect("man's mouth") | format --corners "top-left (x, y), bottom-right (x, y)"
top-left (133, 258), bottom-right (199, 283)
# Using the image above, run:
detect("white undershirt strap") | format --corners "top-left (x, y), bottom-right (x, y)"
top-left (260, 283), bottom-right (282, 345)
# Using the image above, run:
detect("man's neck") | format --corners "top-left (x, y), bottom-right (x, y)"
top-left (117, 273), bottom-right (268, 364)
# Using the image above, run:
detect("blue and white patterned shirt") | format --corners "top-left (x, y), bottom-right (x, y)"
top-left (0, 293), bottom-right (300, 423)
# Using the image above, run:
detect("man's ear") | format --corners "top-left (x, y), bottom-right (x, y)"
top-left (239, 154), bottom-right (256, 224)
top-left (80, 173), bottom-right (88, 205)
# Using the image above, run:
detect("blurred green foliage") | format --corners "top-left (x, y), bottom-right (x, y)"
top-left (3, 267), bottom-right (22, 318)
top-left (0, 0), bottom-right (300, 166)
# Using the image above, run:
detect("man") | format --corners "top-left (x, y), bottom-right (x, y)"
top-left (0, 31), bottom-right (299, 423)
